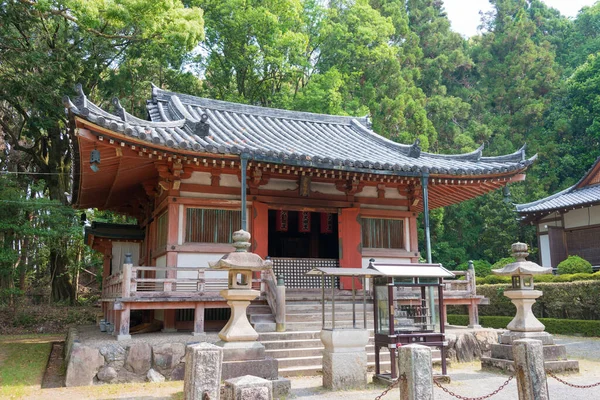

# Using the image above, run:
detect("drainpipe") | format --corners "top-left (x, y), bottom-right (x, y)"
top-left (421, 173), bottom-right (437, 327)
top-left (240, 153), bottom-right (249, 231)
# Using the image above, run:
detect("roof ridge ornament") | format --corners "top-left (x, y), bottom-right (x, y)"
top-left (407, 138), bottom-right (421, 158)
top-left (111, 97), bottom-right (127, 122)
top-left (73, 83), bottom-right (88, 111)
top-left (185, 113), bottom-right (210, 137)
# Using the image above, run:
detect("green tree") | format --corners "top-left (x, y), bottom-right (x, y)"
top-left (0, 0), bottom-right (204, 302)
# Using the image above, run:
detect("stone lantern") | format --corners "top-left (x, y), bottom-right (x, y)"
top-left (491, 242), bottom-right (551, 334)
top-left (209, 230), bottom-right (273, 342)
top-left (481, 242), bottom-right (579, 372)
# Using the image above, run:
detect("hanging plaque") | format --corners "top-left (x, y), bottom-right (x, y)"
top-left (298, 211), bottom-right (311, 233)
top-left (320, 212), bottom-right (333, 234)
top-left (276, 210), bottom-right (288, 232)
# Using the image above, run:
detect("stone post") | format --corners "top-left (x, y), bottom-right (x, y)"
top-left (275, 275), bottom-right (286, 332)
top-left (398, 344), bottom-right (433, 400)
top-left (184, 342), bottom-right (223, 400)
top-left (222, 375), bottom-right (273, 400)
top-left (320, 329), bottom-right (369, 390)
top-left (513, 339), bottom-right (549, 400)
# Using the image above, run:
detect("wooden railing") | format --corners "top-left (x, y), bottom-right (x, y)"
top-left (262, 269), bottom-right (286, 331)
top-left (102, 264), bottom-right (230, 299)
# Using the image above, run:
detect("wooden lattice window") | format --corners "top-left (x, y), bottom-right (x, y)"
top-left (566, 227), bottom-right (600, 266)
top-left (361, 218), bottom-right (404, 249)
top-left (155, 212), bottom-right (168, 250)
top-left (186, 208), bottom-right (241, 243)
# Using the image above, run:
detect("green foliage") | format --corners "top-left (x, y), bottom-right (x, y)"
top-left (557, 255), bottom-right (593, 275)
top-left (477, 271), bottom-right (600, 284)
top-left (491, 257), bottom-right (516, 270)
top-left (448, 315), bottom-right (600, 337)
top-left (455, 260), bottom-right (493, 277)
top-left (474, 281), bottom-right (600, 320)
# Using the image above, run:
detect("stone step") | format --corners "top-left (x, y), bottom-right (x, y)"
top-left (265, 343), bottom-right (441, 359)
top-left (285, 303), bottom-right (374, 313)
top-left (249, 314), bottom-right (276, 323)
top-left (285, 311), bottom-right (375, 323)
top-left (285, 321), bottom-right (374, 331)
top-left (278, 360), bottom-right (390, 377)
top-left (259, 330), bottom-right (323, 341)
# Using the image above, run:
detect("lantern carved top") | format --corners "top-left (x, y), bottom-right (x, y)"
top-left (492, 242), bottom-right (552, 276)
top-left (209, 230), bottom-right (273, 271)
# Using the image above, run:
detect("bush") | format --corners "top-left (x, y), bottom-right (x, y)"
top-left (491, 257), bottom-right (516, 270)
top-left (448, 315), bottom-right (600, 337)
top-left (476, 271), bottom-right (600, 285)
top-left (474, 281), bottom-right (600, 320)
top-left (456, 259), bottom-right (493, 277)
top-left (557, 255), bottom-right (593, 275)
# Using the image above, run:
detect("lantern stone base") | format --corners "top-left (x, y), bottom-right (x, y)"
top-left (482, 331), bottom-right (579, 373)
top-left (503, 289), bottom-right (545, 332)
top-left (218, 289), bottom-right (260, 342)
top-left (320, 329), bottom-right (370, 390)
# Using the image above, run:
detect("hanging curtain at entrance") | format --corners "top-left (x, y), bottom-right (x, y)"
top-left (298, 211), bottom-right (311, 233)
top-left (276, 210), bottom-right (289, 232)
top-left (320, 212), bottom-right (333, 234)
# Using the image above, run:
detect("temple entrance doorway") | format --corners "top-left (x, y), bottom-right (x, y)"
top-left (267, 210), bottom-right (340, 288)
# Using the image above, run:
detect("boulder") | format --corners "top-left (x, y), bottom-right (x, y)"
top-left (474, 330), bottom-right (500, 357)
top-left (153, 342), bottom-right (185, 374)
top-left (170, 362), bottom-right (186, 381)
top-left (125, 342), bottom-right (152, 374)
top-left (65, 344), bottom-right (105, 387)
top-left (147, 368), bottom-right (166, 383)
top-left (455, 333), bottom-right (482, 362)
top-left (99, 343), bottom-right (127, 369)
top-left (97, 366), bottom-right (118, 383)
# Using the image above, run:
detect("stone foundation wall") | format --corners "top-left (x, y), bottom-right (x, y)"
top-left (445, 329), bottom-right (502, 363)
top-left (64, 327), bottom-right (210, 387)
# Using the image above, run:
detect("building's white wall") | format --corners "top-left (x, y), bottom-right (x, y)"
top-left (355, 186), bottom-right (377, 198)
top-left (385, 187), bottom-right (407, 200)
top-left (311, 182), bottom-right (340, 196)
top-left (220, 174), bottom-right (241, 188)
top-left (260, 178), bottom-right (298, 191)
top-left (537, 212), bottom-right (562, 233)
top-left (111, 242), bottom-right (140, 274)
top-left (183, 171), bottom-right (211, 185)
top-left (155, 255), bottom-right (166, 279)
top-left (564, 205), bottom-right (600, 229)
top-left (539, 234), bottom-right (551, 268)
top-left (177, 253), bottom-right (227, 280)
top-left (361, 256), bottom-right (412, 268)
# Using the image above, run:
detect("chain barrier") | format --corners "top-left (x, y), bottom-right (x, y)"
top-left (433, 375), bottom-right (514, 400)
top-left (374, 374), bottom-right (405, 400)
top-left (547, 370), bottom-right (600, 389)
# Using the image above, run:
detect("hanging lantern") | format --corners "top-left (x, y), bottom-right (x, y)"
top-left (320, 213), bottom-right (333, 234)
top-left (298, 211), bottom-right (311, 233)
top-left (276, 210), bottom-right (288, 232)
top-left (90, 148), bottom-right (101, 172)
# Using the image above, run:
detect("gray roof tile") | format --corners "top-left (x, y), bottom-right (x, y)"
top-left (64, 85), bottom-right (536, 177)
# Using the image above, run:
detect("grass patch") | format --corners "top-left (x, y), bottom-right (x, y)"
top-left (0, 335), bottom-right (56, 399)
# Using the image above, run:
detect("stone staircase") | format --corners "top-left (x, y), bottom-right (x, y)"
top-left (248, 296), bottom-right (442, 376)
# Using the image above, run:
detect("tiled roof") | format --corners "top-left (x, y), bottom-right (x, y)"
top-left (517, 156), bottom-right (600, 215)
top-left (64, 84), bottom-right (536, 177)
top-left (516, 185), bottom-right (600, 214)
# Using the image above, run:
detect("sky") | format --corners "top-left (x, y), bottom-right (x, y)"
top-left (443, 0), bottom-right (599, 37)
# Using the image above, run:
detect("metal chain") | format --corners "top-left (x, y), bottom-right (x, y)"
top-left (374, 374), bottom-right (405, 400)
top-left (547, 370), bottom-right (600, 389)
top-left (434, 375), bottom-right (514, 400)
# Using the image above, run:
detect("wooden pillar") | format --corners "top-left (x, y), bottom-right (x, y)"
top-left (163, 200), bottom-right (180, 332)
top-left (117, 304), bottom-right (131, 340)
top-left (251, 201), bottom-right (269, 258)
top-left (193, 303), bottom-right (205, 336)
top-left (338, 207), bottom-right (362, 290)
top-left (409, 213), bottom-right (419, 260)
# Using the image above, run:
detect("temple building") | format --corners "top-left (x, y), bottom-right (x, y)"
top-left (64, 84), bottom-right (535, 337)
top-left (517, 156), bottom-right (600, 269)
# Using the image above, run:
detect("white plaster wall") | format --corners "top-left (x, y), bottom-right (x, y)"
top-left (311, 182), bottom-right (341, 196)
top-left (355, 186), bottom-right (377, 198)
top-left (183, 171), bottom-right (211, 185)
top-left (111, 242), bottom-right (140, 274)
top-left (178, 204), bottom-right (184, 245)
top-left (260, 178), bottom-right (298, 191)
top-left (385, 187), bottom-right (407, 200)
top-left (180, 191), bottom-right (240, 199)
top-left (404, 219), bottom-right (411, 251)
top-left (539, 234), bottom-right (551, 268)
top-left (361, 256), bottom-right (412, 268)
top-left (358, 204), bottom-right (409, 211)
top-left (177, 253), bottom-right (227, 280)
top-left (564, 205), bottom-right (600, 229)
top-left (155, 255), bottom-right (166, 279)
top-left (220, 174), bottom-right (241, 188)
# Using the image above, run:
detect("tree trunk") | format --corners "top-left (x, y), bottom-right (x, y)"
top-left (49, 246), bottom-right (73, 304)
